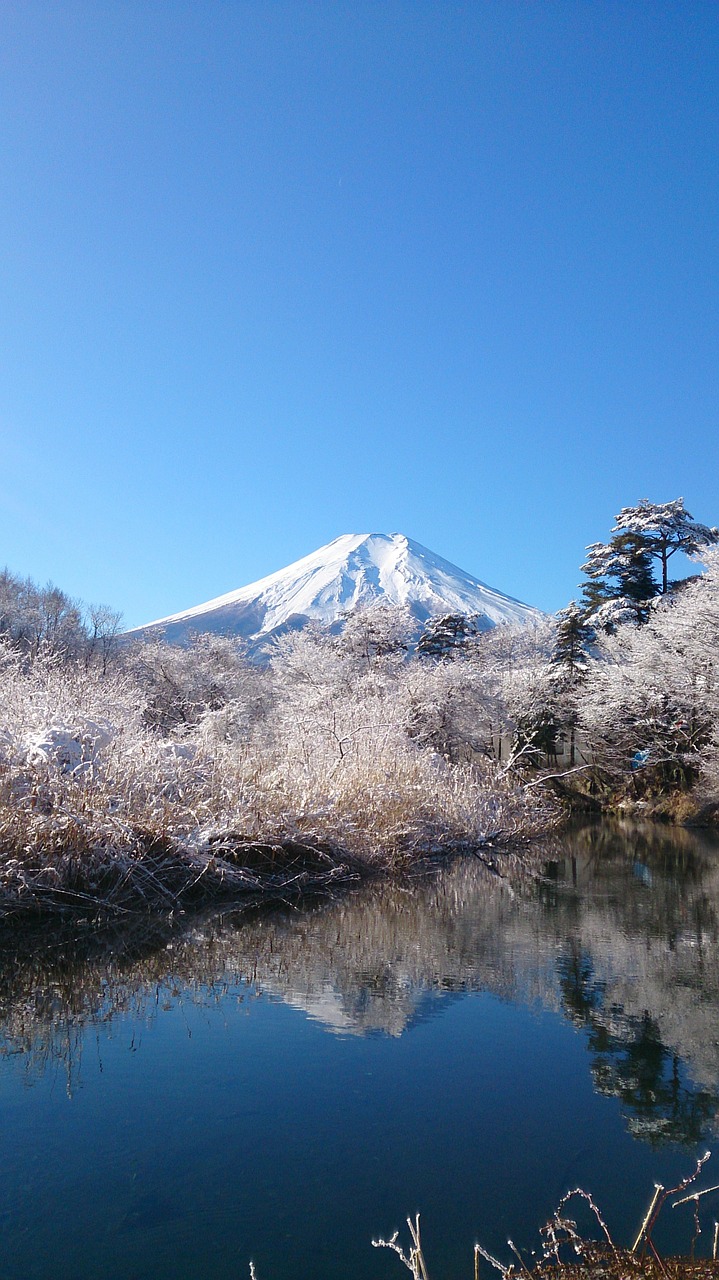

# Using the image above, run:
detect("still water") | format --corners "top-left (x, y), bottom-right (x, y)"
top-left (1, 821), bottom-right (719, 1280)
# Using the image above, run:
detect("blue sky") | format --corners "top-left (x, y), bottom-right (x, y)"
top-left (2, 1), bottom-right (718, 627)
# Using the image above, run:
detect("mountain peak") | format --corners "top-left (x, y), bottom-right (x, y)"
top-left (130, 532), bottom-right (543, 649)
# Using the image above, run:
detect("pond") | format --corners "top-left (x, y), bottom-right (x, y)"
top-left (1, 821), bottom-right (719, 1280)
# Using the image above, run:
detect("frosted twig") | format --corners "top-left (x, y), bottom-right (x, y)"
top-left (632, 1183), bottom-right (664, 1252)
top-left (474, 1243), bottom-right (511, 1279)
top-left (636, 1150), bottom-right (711, 1255)
top-left (554, 1187), bottom-right (617, 1255)
top-left (507, 1238), bottom-right (532, 1277)
top-left (407, 1213), bottom-right (430, 1280)
top-left (373, 1217), bottom-right (429, 1280)
top-left (672, 1181), bottom-right (719, 1208)
top-left (523, 764), bottom-right (595, 790)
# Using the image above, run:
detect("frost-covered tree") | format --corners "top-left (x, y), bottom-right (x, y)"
top-left (85, 604), bottom-right (123, 674)
top-left (0, 570), bottom-right (86, 657)
top-left (417, 613), bottom-right (480, 659)
top-left (578, 498), bottom-right (717, 632)
top-left (580, 532), bottom-right (658, 629)
top-left (0, 568), bottom-right (125, 668)
top-left (129, 633), bottom-right (263, 735)
top-left (268, 625), bottom-right (393, 773)
top-left (467, 620), bottom-right (561, 767)
top-left (580, 549), bottom-right (719, 793)
top-left (613, 498), bottom-right (718, 596)
top-left (403, 649), bottom-right (501, 761)
top-left (338, 601), bottom-right (413, 669)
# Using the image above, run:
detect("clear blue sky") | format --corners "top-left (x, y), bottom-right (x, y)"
top-left (2, 1), bottom-right (718, 627)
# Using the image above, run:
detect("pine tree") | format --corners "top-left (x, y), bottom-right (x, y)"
top-left (551, 602), bottom-right (595, 764)
top-left (580, 531), bottom-right (658, 628)
top-left (551, 602), bottom-right (595, 679)
top-left (417, 613), bottom-right (478, 659)
top-left (613, 498), bottom-right (718, 595)
top-left (578, 575), bottom-right (613, 621)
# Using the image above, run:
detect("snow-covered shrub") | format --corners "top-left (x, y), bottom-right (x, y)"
top-left (197, 624), bottom-right (553, 860)
top-left (25, 718), bottom-right (114, 776)
top-left (580, 549), bottom-right (719, 791)
top-left (128, 633), bottom-right (267, 735)
top-left (0, 616), bottom-right (557, 916)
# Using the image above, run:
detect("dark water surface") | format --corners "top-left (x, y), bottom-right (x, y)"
top-left (2, 821), bottom-right (719, 1280)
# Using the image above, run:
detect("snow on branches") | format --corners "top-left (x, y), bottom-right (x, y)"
top-left (580, 497), bottom-right (718, 631)
top-left (580, 548), bottom-right (719, 789)
top-left (613, 498), bottom-right (719, 594)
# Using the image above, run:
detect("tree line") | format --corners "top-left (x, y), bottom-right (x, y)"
top-left (0, 569), bottom-right (122, 671)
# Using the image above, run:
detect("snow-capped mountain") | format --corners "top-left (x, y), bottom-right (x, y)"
top-left (130, 533), bottom-right (543, 649)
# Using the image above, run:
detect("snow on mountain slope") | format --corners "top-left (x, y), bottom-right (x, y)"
top-left (129, 533), bottom-right (544, 648)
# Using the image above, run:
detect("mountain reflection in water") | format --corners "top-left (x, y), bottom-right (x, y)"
top-left (2, 821), bottom-right (719, 1148)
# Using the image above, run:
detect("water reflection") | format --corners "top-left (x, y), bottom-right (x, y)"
top-left (2, 820), bottom-right (719, 1145)
top-left (557, 945), bottom-right (717, 1145)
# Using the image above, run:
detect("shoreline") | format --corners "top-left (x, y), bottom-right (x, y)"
top-left (0, 825), bottom-right (533, 927)
top-left (544, 768), bottom-right (719, 830)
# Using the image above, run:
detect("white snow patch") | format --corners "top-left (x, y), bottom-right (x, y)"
top-left (25, 719), bottom-right (114, 775)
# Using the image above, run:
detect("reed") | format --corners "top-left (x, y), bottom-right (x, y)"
top-left (0, 646), bottom-right (555, 920)
top-left (376, 1158), bottom-right (719, 1280)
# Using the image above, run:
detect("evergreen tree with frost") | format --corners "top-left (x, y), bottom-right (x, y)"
top-left (613, 498), bottom-right (718, 595)
top-left (551, 602), bottom-right (594, 764)
top-left (417, 613), bottom-right (478, 659)
top-left (551, 602), bottom-right (595, 679)
top-left (580, 531), bottom-right (658, 628)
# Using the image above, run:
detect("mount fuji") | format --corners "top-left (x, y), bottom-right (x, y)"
top-left (130, 533), bottom-right (544, 650)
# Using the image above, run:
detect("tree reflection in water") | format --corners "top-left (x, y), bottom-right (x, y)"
top-left (1, 819), bottom-right (719, 1145)
top-left (558, 944), bottom-right (717, 1145)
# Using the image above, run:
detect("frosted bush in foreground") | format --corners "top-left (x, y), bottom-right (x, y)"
top-left (0, 632), bottom-right (554, 916)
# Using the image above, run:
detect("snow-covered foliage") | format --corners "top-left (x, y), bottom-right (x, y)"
top-left (127, 632), bottom-right (267, 734)
top-left (0, 567), bottom-right (122, 663)
top-left (338, 599), bottom-right (413, 667)
top-left (580, 549), bottom-right (719, 794)
top-left (614, 498), bottom-right (718, 593)
top-left (0, 616), bottom-right (556, 916)
top-left (25, 720), bottom-right (114, 776)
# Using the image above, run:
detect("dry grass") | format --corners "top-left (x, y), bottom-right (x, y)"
top-left (0, 652), bottom-right (557, 920)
